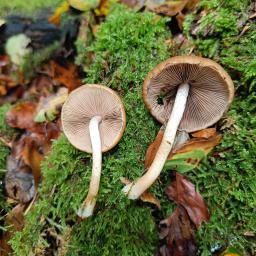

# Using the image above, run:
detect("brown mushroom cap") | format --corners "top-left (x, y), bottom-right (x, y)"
top-left (61, 84), bottom-right (126, 153)
top-left (143, 56), bottom-right (234, 132)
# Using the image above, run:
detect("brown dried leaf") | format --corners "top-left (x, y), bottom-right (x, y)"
top-left (5, 122), bottom-right (60, 202)
top-left (144, 128), bottom-right (222, 171)
top-left (13, 135), bottom-right (43, 187)
top-left (158, 206), bottom-right (197, 256)
top-left (5, 155), bottom-right (35, 203)
top-left (171, 134), bottom-right (222, 156)
top-left (191, 128), bottom-right (217, 138)
top-left (5, 102), bottom-right (42, 133)
top-left (147, 0), bottom-right (188, 16)
top-left (144, 127), bottom-right (164, 170)
top-left (140, 192), bottom-right (161, 210)
top-left (0, 204), bottom-right (26, 256)
top-left (119, 0), bottom-right (145, 10)
top-left (50, 61), bottom-right (82, 91)
top-left (28, 75), bottom-right (54, 98)
top-left (166, 173), bottom-right (210, 228)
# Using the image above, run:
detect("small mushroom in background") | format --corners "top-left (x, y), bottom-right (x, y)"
top-left (123, 56), bottom-right (234, 199)
top-left (62, 84), bottom-right (126, 218)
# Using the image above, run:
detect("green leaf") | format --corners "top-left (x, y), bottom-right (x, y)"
top-left (164, 149), bottom-right (207, 172)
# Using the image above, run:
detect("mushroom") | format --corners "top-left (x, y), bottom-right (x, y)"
top-left (62, 84), bottom-right (126, 218)
top-left (123, 56), bottom-right (234, 199)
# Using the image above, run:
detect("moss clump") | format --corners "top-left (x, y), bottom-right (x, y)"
top-left (10, 5), bottom-right (171, 255)
top-left (0, 0), bottom-right (62, 16)
top-left (0, 104), bottom-right (13, 231)
top-left (0, 104), bottom-right (15, 139)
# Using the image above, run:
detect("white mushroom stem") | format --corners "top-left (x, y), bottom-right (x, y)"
top-left (77, 116), bottom-right (102, 218)
top-left (123, 83), bottom-right (190, 199)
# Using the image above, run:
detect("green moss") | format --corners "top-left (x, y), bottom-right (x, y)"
top-left (0, 0), bottom-right (62, 16)
top-left (0, 104), bottom-right (12, 230)
top-left (0, 104), bottom-right (15, 139)
top-left (10, 5), bottom-right (171, 255)
top-left (188, 95), bottom-right (256, 255)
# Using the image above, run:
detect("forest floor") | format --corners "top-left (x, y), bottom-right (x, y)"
top-left (0, 0), bottom-right (255, 256)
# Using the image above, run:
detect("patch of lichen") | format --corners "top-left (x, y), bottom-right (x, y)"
top-left (10, 5), bottom-right (172, 255)
top-left (182, 0), bottom-right (256, 254)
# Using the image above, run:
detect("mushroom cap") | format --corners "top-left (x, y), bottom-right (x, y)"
top-left (61, 84), bottom-right (126, 153)
top-left (143, 56), bottom-right (234, 132)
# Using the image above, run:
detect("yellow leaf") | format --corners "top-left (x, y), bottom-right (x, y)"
top-left (48, 1), bottom-right (70, 25)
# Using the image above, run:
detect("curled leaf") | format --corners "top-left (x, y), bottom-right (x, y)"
top-left (166, 173), bottom-right (210, 228)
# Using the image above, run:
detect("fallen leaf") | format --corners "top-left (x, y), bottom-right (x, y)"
top-left (157, 206), bottom-right (197, 256)
top-left (164, 149), bottom-right (207, 172)
top-left (0, 204), bottom-right (26, 256)
top-left (144, 127), bottom-right (164, 170)
top-left (13, 135), bottom-right (43, 186)
top-left (5, 102), bottom-right (42, 133)
top-left (48, 1), bottom-right (70, 25)
top-left (191, 128), bottom-right (217, 138)
top-left (28, 75), bottom-right (54, 97)
top-left (243, 231), bottom-right (255, 237)
top-left (50, 61), bottom-right (82, 91)
top-left (172, 134), bottom-right (222, 155)
top-left (166, 173), bottom-right (210, 228)
top-left (95, 0), bottom-right (110, 16)
top-left (145, 127), bottom-right (222, 172)
top-left (120, 177), bottom-right (161, 209)
top-left (147, 0), bottom-right (188, 16)
top-left (0, 55), bottom-right (20, 96)
top-left (219, 247), bottom-right (243, 256)
top-left (5, 155), bottom-right (35, 203)
top-left (34, 87), bottom-right (68, 122)
top-left (119, 0), bottom-right (145, 10)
